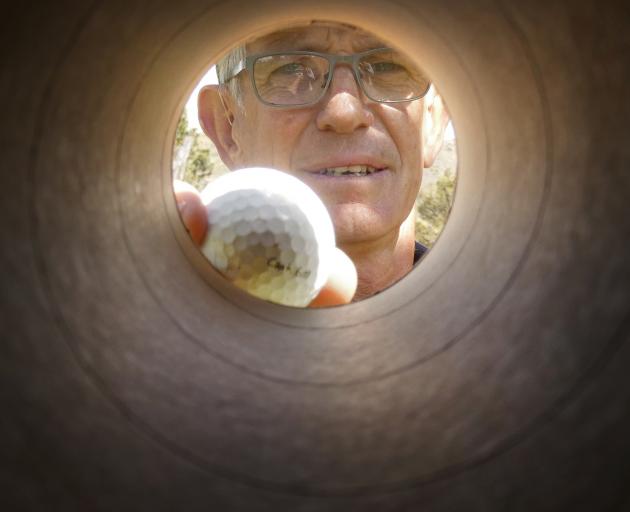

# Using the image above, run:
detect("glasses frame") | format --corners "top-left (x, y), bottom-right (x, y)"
top-left (226, 47), bottom-right (431, 108)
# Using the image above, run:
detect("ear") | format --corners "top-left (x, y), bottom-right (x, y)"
top-left (197, 84), bottom-right (240, 169)
top-left (422, 91), bottom-right (451, 168)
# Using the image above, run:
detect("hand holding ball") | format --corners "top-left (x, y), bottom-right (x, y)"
top-left (174, 169), bottom-right (356, 307)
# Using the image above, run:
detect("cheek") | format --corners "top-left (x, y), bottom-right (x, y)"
top-left (393, 120), bottom-right (424, 211)
top-left (242, 112), bottom-right (306, 168)
top-left (408, 169), bottom-right (423, 203)
top-left (269, 113), bottom-right (303, 145)
top-left (395, 123), bottom-right (424, 185)
top-left (381, 104), bottom-right (424, 163)
top-left (402, 112), bottom-right (425, 161)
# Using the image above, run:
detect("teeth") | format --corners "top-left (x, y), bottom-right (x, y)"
top-left (320, 165), bottom-right (380, 176)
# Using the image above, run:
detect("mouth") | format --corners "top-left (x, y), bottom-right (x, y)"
top-left (315, 165), bottom-right (386, 177)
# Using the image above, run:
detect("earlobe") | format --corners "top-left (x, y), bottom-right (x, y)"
top-left (423, 92), bottom-right (451, 168)
top-left (197, 85), bottom-right (239, 169)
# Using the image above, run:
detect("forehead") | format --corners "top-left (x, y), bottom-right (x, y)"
top-left (247, 22), bottom-right (386, 53)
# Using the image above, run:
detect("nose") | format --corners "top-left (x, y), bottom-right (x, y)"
top-left (315, 66), bottom-right (374, 133)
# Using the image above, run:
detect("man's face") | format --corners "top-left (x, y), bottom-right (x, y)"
top-left (227, 23), bottom-right (426, 246)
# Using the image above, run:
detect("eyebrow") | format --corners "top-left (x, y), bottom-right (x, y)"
top-left (349, 34), bottom-right (385, 51)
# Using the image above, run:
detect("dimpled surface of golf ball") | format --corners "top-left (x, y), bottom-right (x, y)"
top-left (200, 168), bottom-right (335, 307)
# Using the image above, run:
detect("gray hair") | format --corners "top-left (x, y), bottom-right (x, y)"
top-left (216, 45), bottom-right (246, 108)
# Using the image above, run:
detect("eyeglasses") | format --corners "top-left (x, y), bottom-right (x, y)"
top-left (225, 47), bottom-right (431, 108)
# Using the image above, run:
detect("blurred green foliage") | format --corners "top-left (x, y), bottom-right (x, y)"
top-left (175, 110), bottom-right (188, 146)
top-left (414, 170), bottom-right (455, 247)
top-left (173, 112), bottom-right (229, 191)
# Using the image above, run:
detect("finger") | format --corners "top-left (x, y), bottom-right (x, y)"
top-left (173, 180), bottom-right (207, 246)
top-left (309, 247), bottom-right (357, 307)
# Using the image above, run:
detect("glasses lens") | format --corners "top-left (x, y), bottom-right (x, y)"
top-left (253, 54), bottom-right (329, 106)
top-left (358, 49), bottom-right (431, 102)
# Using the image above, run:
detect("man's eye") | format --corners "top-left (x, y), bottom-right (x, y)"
top-left (274, 63), bottom-right (307, 75)
top-left (369, 61), bottom-right (405, 74)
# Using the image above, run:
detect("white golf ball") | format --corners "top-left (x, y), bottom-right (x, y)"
top-left (200, 168), bottom-right (335, 307)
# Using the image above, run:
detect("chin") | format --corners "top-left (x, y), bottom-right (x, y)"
top-left (327, 203), bottom-right (393, 245)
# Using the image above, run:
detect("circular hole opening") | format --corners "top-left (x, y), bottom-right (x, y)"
top-left (171, 20), bottom-right (457, 308)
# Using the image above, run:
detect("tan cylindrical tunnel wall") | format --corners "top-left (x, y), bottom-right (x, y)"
top-left (2, 0), bottom-right (629, 510)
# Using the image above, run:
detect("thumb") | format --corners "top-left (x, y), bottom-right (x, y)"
top-left (173, 180), bottom-right (208, 246)
top-left (309, 247), bottom-right (357, 307)
top-left (173, 181), bottom-right (356, 307)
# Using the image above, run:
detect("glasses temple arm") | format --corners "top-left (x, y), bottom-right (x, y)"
top-left (223, 58), bottom-right (246, 82)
